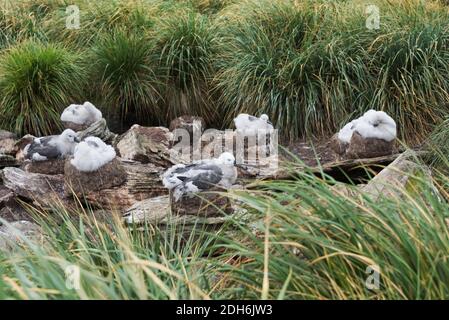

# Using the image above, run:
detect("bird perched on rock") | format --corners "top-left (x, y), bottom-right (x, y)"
top-left (234, 113), bottom-right (274, 135)
top-left (337, 110), bottom-right (396, 144)
top-left (331, 110), bottom-right (397, 159)
top-left (61, 101), bottom-right (103, 128)
top-left (162, 152), bottom-right (238, 201)
top-left (70, 136), bottom-right (116, 172)
top-left (24, 129), bottom-right (80, 161)
top-left (353, 110), bottom-right (396, 142)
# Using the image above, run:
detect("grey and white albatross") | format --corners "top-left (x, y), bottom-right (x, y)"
top-left (162, 152), bottom-right (238, 201)
top-left (24, 129), bottom-right (80, 161)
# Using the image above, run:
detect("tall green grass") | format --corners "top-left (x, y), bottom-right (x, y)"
top-left (90, 31), bottom-right (162, 127)
top-left (0, 40), bottom-right (87, 136)
top-left (153, 10), bottom-right (219, 124)
top-left (213, 162), bottom-right (449, 299)
top-left (45, 0), bottom-right (156, 49)
top-left (215, 0), bottom-right (449, 141)
top-left (0, 203), bottom-right (220, 299)
top-left (1, 152), bottom-right (448, 299)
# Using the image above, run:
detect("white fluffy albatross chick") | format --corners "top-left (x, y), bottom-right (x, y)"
top-left (337, 110), bottom-right (397, 144)
top-left (163, 152), bottom-right (238, 202)
top-left (234, 113), bottom-right (274, 135)
top-left (61, 101), bottom-right (103, 126)
top-left (70, 136), bottom-right (116, 172)
top-left (337, 119), bottom-right (361, 144)
top-left (354, 110), bottom-right (397, 142)
top-left (24, 129), bottom-right (80, 161)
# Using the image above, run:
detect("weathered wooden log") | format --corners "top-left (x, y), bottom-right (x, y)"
top-left (116, 125), bottom-right (174, 167)
top-left (1, 167), bottom-right (66, 206)
top-left (84, 160), bottom-right (167, 210)
top-left (22, 159), bottom-right (65, 175)
top-left (76, 118), bottom-right (117, 144)
top-left (64, 158), bottom-right (127, 197)
top-left (170, 188), bottom-right (234, 218)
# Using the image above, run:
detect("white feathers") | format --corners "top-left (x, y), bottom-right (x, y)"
top-left (70, 136), bottom-right (116, 172)
top-left (24, 129), bottom-right (79, 161)
top-left (337, 110), bottom-right (397, 143)
top-left (162, 152), bottom-right (238, 201)
top-left (337, 119), bottom-right (360, 144)
top-left (234, 113), bottom-right (274, 135)
top-left (61, 101), bottom-right (102, 126)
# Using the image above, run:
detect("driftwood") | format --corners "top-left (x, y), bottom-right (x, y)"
top-left (84, 160), bottom-right (167, 211)
top-left (116, 125), bottom-right (173, 167)
top-left (64, 158), bottom-right (127, 197)
top-left (76, 118), bottom-right (117, 143)
top-left (1, 167), bottom-right (66, 206)
top-left (22, 159), bottom-right (65, 175)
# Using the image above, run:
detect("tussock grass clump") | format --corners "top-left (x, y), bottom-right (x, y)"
top-left (0, 40), bottom-right (86, 136)
top-left (0, 0), bottom-right (60, 49)
top-left (154, 11), bottom-right (219, 123)
top-left (426, 117), bottom-right (449, 173)
top-left (90, 31), bottom-right (162, 127)
top-left (45, 0), bottom-right (156, 48)
top-left (0, 204), bottom-right (218, 299)
top-left (215, 164), bottom-right (449, 299)
top-left (215, 0), bottom-right (449, 141)
top-left (1, 155), bottom-right (448, 299)
top-left (215, 0), bottom-right (373, 139)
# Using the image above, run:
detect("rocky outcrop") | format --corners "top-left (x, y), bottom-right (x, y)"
top-left (0, 130), bottom-right (18, 155)
top-left (116, 125), bottom-right (173, 167)
top-left (1, 167), bottom-right (65, 206)
top-left (0, 220), bottom-right (42, 252)
top-left (76, 118), bottom-right (117, 144)
top-left (169, 115), bottom-right (205, 148)
top-left (361, 150), bottom-right (432, 200)
top-left (83, 161), bottom-right (166, 211)
top-left (0, 154), bottom-right (18, 168)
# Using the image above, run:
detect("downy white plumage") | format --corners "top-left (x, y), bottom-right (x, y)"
top-left (61, 101), bottom-right (103, 126)
top-left (162, 152), bottom-right (238, 201)
top-left (234, 113), bottom-right (274, 135)
top-left (70, 136), bottom-right (116, 172)
top-left (24, 129), bottom-right (80, 161)
top-left (337, 110), bottom-right (397, 143)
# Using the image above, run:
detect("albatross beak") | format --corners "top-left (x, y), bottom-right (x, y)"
top-left (74, 137), bottom-right (81, 143)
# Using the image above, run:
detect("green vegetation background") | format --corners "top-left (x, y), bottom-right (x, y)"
top-left (0, 0), bottom-right (448, 300)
